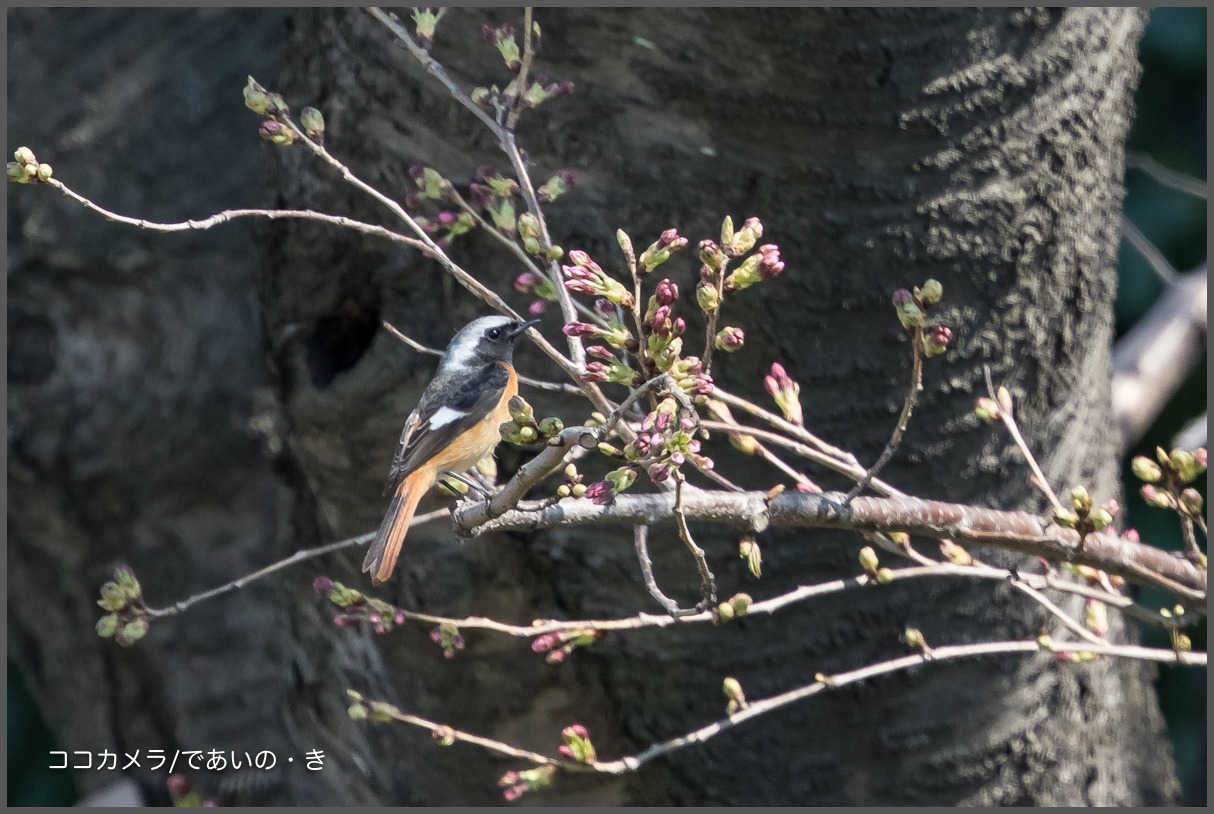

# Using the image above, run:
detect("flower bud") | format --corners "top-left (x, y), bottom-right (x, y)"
top-left (36, 163), bottom-right (53, 182)
top-left (556, 484), bottom-right (571, 498)
top-left (858, 546), bottom-right (880, 574)
top-left (1053, 507), bottom-right (1079, 528)
top-left (96, 614), bottom-right (120, 638)
top-left (517, 212), bottom-right (541, 241)
top-left (696, 282), bottom-right (721, 313)
top-left (892, 289), bottom-right (923, 329)
top-left (1131, 456), bottom-right (1162, 483)
top-left (1070, 485), bottom-right (1092, 514)
top-left (739, 537), bottom-right (762, 578)
top-left (432, 725), bottom-right (456, 746)
top-left (1089, 508), bottom-right (1113, 531)
top-left (876, 568), bottom-right (894, 584)
top-left (300, 107), bottom-right (325, 140)
top-left (1180, 488), bottom-right (1203, 515)
top-left (538, 416), bottom-right (564, 437)
top-left (916, 279), bottom-right (943, 307)
top-left (117, 619), bottom-right (149, 646)
top-left (974, 397), bottom-right (1001, 423)
top-left (902, 627), bottom-right (925, 649)
top-left (922, 325), bottom-right (952, 357)
top-left (259, 119), bottom-right (295, 145)
top-left (714, 326), bottom-right (745, 352)
top-left (728, 593), bottom-right (752, 616)
top-left (14, 146), bottom-right (36, 166)
top-left (698, 239), bottom-right (726, 271)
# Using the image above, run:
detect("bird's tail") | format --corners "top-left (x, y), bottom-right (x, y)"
top-left (363, 467), bottom-right (432, 584)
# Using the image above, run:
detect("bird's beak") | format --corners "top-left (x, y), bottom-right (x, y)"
top-left (509, 319), bottom-right (541, 340)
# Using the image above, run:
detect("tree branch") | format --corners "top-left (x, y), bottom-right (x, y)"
top-left (460, 489), bottom-right (1207, 600)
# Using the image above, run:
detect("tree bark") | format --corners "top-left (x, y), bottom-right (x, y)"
top-left (8, 7), bottom-right (1179, 806)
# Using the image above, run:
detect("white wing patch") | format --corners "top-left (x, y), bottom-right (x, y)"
top-left (428, 406), bottom-right (468, 429)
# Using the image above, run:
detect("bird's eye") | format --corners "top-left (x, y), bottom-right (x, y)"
top-left (486, 326), bottom-right (504, 341)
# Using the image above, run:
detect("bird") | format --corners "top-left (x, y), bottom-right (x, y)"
top-left (363, 315), bottom-right (540, 584)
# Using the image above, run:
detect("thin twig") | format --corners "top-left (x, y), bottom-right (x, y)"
top-left (1126, 151), bottom-right (1208, 200)
top-left (1121, 215), bottom-right (1179, 284)
top-left (983, 366), bottom-right (1065, 513)
top-left (47, 178), bottom-right (427, 250)
top-left (142, 510), bottom-right (447, 618)
top-left (844, 333), bottom-right (924, 502)
top-left (712, 388), bottom-right (864, 471)
top-left (632, 525), bottom-right (699, 617)
top-left (673, 474), bottom-right (717, 608)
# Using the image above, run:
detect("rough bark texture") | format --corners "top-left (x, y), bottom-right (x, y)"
top-left (8, 7), bottom-right (1179, 806)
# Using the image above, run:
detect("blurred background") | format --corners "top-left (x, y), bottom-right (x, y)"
top-left (7, 7), bottom-right (1207, 806)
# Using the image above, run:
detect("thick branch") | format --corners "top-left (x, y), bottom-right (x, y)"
top-left (459, 489), bottom-right (1207, 600)
top-left (1111, 266), bottom-right (1207, 453)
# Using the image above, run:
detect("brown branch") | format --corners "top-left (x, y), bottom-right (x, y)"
top-left (460, 489), bottom-right (1207, 601)
top-left (356, 638), bottom-right (1205, 780)
top-left (1111, 266), bottom-right (1207, 454)
top-left (674, 474), bottom-right (717, 608)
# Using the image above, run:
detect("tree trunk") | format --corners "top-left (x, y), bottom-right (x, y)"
top-left (8, 7), bottom-right (1179, 805)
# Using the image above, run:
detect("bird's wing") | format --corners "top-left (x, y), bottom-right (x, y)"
top-left (383, 363), bottom-right (511, 495)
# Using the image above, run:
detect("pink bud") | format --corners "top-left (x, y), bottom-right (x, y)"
top-left (655, 278), bottom-right (679, 305)
top-left (562, 322), bottom-right (599, 337)
top-left (312, 576), bottom-right (333, 595)
top-left (528, 299), bottom-right (548, 316)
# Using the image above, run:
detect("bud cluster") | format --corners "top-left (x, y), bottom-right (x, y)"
top-left (7, 146), bottom-right (52, 185)
top-left (430, 622), bottom-right (467, 659)
top-left (558, 724), bottom-right (596, 763)
top-left (514, 271), bottom-right (561, 316)
top-left (1052, 485), bottom-right (1119, 538)
top-left (713, 592), bottom-right (752, 623)
top-left (95, 566), bottom-right (150, 646)
top-left (723, 676), bottom-right (748, 715)
top-left (1132, 446), bottom-right (1207, 521)
top-left (313, 577), bottom-right (407, 635)
top-left (891, 280), bottom-right (952, 358)
top-left (763, 362), bottom-right (804, 426)
top-left (346, 688), bottom-right (404, 724)
top-left (499, 395), bottom-right (565, 446)
top-left (555, 462), bottom-right (588, 500)
top-left (497, 765), bottom-right (556, 802)
top-left (530, 627), bottom-right (603, 664)
top-left (562, 250), bottom-right (635, 307)
top-left (738, 535), bottom-right (762, 578)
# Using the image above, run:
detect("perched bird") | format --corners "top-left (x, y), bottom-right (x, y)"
top-left (364, 315), bottom-right (539, 584)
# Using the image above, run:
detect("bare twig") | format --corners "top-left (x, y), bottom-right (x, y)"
top-left (142, 510), bottom-right (447, 618)
top-left (1126, 151), bottom-right (1208, 200)
top-left (633, 525), bottom-right (699, 617)
top-left (1121, 215), bottom-right (1179, 285)
top-left (984, 367), bottom-right (1065, 513)
top-left (844, 334), bottom-right (924, 502)
top-left (47, 178), bottom-right (428, 250)
top-left (357, 638), bottom-right (1205, 779)
top-left (712, 387), bottom-right (862, 469)
top-left (673, 474), bottom-right (717, 608)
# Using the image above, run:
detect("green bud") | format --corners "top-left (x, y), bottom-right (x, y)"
top-left (300, 107), bottom-right (325, 139)
top-left (1131, 456), bottom-right (1162, 483)
top-left (617, 229), bottom-right (635, 268)
top-left (99, 582), bottom-right (127, 611)
top-left (348, 703), bottom-right (369, 721)
top-left (728, 593), bottom-right (752, 616)
top-left (432, 726), bottom-right (456, 747)
top-left (696, 282), bottom-right (721, 313)
top-left (538, 416), bottom-right (564, 437)
top-left (1037, 633), bottom-right (1055, 651)
top-left (517, 212), bottom-right (541, 241)
top-left (545, 245), bottom-right (565, 262)
top-left (715, 601), bottom-right (735, 622)
top-left (518, 426), bottom-right (537, 443)
top-left (1070, 485), bottom-right (1092, 514)
top-left (875, 567), bottom-right (894, 584)
top-left (118, 618), bottom-right (149, 645)
top-left (14, 146), bottom-right (36, 165)
top-left (7, 162), bottom-right (28, 183)
top-left (571, 483), bottom-right (587, 498)
top-left (1089, 508), bottom-right (1113, 531)
top-left (36, 163), bottom-right (53, 181)
top-left (974, 397), bottom-right (1000, 423)
top-left (902, 627), bottom-right (925, 649)
top-left (597, 442), bottom-right (620, 457)
top-left (858, 546), bottom-right (879, 574)
top-left (114, 566), bottom-right (141, 600)
top-left (508, 396), bottom-right (534, 424)
top-left (1053, 508), bottom-right (1079, 528)
top-left (719, 216), bottom-right (735, 252)
top-left (471, 87), bottom-right (492, 108)
top-left (605, 466), bottom-right (638, 493)
top-left (1179, 488), bottom-right (1203, 515)
top-left (556, 484), bottom-right (572, 498)
top-left (95, 614), bottom-right (120, 638)
top-left (739, 537), bottom-right (762, 578)
top-left (564, 463), bottom-right (579, 480)
top-left (915, 279), bottom-right (943, 307)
